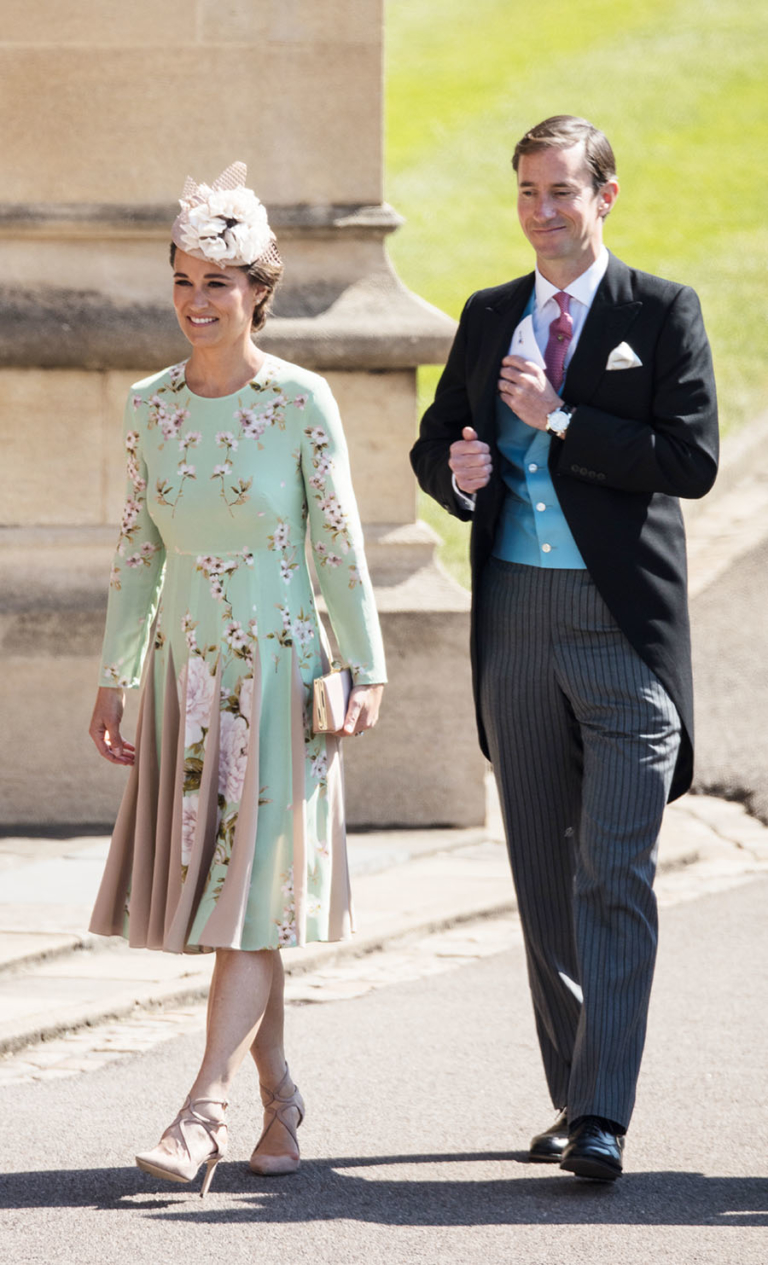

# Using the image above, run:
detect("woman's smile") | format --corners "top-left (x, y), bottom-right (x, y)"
top-left (172, 248), bottom-right (260, 349)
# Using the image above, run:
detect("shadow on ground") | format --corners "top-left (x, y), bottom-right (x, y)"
top-left (1, 1152), bottom-right (766, 1226)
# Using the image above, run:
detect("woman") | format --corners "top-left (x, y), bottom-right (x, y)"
top-left (88, 163), bottom-right (386, 1196)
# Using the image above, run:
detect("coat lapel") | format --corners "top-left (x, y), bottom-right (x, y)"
top-left (563, 253), bottom-right (641, 404)
top-left (472, 274), bottom-right (534, 441)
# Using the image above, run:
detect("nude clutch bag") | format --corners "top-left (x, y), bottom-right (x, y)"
top-left (312, 668), bottom-right (353, 734)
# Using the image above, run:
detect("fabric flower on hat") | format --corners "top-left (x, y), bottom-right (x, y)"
top-left (172, 162), bottom-right (278, 267)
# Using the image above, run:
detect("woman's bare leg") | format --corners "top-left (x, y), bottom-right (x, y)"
top-left (248, 951), bottom-right (302, 1162)
top-left (249, 949), bottom-right (287, 1082)
top-left (188, 947), bottom-right (278, 1103)
top-left (144, 947), bottom-right (281, 1169)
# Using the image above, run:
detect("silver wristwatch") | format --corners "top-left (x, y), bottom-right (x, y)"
top-left (545, 405), bottom-right (573, 438)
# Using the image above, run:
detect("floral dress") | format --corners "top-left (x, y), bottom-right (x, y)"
top-left (89, 355), bottom-right (386, 954)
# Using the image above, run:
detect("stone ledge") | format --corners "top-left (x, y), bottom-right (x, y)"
top-left (0, 277), bottom-right (456, 370)
top-left (0, 528), bottom-right (114, 615)
top-left (0, 523), bottom-right (458, 610)
top-left (0, 201), bottom-right (405, 240)
top-left (0, 198), bottom-right (456, 368)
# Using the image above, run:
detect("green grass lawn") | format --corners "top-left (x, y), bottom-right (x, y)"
top-left (385, 0), bottom-right (768, 585)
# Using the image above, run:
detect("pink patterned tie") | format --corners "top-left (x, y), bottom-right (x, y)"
top-left (544, 291), bottom-right (573, 391)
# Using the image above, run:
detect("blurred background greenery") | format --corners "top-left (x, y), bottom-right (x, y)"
top-left (384, 0), bottom-right (768, 587)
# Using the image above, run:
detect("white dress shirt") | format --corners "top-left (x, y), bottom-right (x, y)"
top-left (531, 244), bottom-right (609, 371)
top-left (452, 246), bottom-right (610, 509)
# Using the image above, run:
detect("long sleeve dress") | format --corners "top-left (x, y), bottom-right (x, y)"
top-left (89, 354), bottom-right (387, 954)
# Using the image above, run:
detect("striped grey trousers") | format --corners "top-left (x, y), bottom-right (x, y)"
top-left (478, 559), bottom-right (681, 1129)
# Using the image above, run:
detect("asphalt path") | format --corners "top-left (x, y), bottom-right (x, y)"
top-left (1, 876), bottom-right (767, 1265)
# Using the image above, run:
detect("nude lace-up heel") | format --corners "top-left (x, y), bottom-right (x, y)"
top-left (249, 1064), bottom-right (305, 1176)
top-left (135, 1096), bottom-right (228, 1197)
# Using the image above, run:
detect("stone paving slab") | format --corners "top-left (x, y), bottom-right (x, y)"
top-left (0, 843), bottom-right (109, 904)
top-left (23, 945), bottom-right (213, 983)
top-left (0, 930), bottom-right (82, 972)
top-left (0, 823), bottom-right (495, 976)
top-left (0, 965), bottom-right (215, 1055)
top-left (0, 838), bottom-right (513, 1054)
top-left (0, 835), bottom-right (109, 870)
top-left (681, 794), bottom-right (768, 854)
top-left (1, 794), bottom-right (767, 1057)
top-left (0, 903), bottom-right (100, 938)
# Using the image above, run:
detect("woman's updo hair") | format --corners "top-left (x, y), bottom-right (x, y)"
top-left (169, 242), bottom-right (283, 333)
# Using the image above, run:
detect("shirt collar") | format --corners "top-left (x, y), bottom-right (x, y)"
top-left (534, 245), bottom-right (609, 311)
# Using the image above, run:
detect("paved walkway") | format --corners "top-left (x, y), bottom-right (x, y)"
top-left (2, 789), bottom-right (768, 1065)
top-left (3, 414), bottom-right (768, 1068)
top-left (2, 866), bottom-right (767, 1265)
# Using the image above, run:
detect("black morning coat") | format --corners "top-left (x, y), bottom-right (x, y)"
top-left (410, 252), bottom-right (719, 802)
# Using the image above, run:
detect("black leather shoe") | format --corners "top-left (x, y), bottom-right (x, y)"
top-left (529, 1109), bottom-right (569, 1163)
top-left (559, 1116), bottom-right (624, 1181)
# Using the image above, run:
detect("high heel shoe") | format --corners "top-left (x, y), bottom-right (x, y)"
top-left (135, 1096), bottom-right (228, 1197)
top-left (249, 1064), bottom-right (305, 1176)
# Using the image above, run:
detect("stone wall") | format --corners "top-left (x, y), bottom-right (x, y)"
top-left (0, 1), bottom-right (487, 829)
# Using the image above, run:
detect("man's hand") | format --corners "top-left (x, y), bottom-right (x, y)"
top-left (498, 355), bottom-right (561, 431)
top-left (449, 426), bottom-right (493, 493)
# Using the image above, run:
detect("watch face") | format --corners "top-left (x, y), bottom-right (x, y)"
top-left (547, 409), bottom-right (569, 435)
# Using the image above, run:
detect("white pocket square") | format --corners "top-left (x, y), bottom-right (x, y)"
top-left (606, 341), bottom-right (642, 370)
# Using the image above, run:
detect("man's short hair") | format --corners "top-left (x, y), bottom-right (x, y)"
top-left (512, 116), bottom-right (617, 191)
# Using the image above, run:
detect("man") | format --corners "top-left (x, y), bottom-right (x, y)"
top-left (410, 115), bottom-right (718, 1181)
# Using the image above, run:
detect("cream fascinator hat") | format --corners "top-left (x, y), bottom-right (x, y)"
top-left (171, 162), bottom-right (281, 268)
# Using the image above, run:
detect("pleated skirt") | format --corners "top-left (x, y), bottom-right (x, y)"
top-left (90, 633), bottom-right (353, 954)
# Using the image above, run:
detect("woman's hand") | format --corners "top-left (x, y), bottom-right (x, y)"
top-left (340, 684), bottom-right (384, 737)
top-left (89, 686), bottom-right (135, 765)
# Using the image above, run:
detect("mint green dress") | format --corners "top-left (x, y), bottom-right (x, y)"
top-left (89, 355), bottom-right (386, 954)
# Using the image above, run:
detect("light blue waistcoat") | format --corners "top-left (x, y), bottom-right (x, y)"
top-left (492, 293), bottom-right (586, 569)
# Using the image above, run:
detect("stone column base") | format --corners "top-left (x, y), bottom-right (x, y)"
top-left (0, 530), bottom-right (486, 831)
